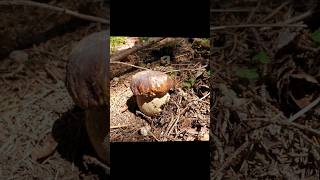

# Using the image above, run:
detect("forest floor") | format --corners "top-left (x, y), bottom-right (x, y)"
top-left (0, 1), bottom-right (109, 179)
top-left (210, 0), bottom-right (320, 179)
top-left (110, 37), bottom-right (210, 142)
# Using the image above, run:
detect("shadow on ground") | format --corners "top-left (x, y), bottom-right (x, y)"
top-left (126, 95), bottom-right (138, 114)
top-left (51, 106), bottom-right (109, 179)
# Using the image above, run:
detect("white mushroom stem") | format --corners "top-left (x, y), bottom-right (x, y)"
top-left (136, 93), bottom-right (170, 116)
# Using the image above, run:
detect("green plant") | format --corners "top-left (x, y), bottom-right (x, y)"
top-left (311, 28), bottom-right (320, 44)
top-left (253, 51), bottom-right (270, 64)
top-left (182, 77), bottom-right (196, 89)
top-left (235, 68), bottom-right (259, 80)
top-left (167, 67), bottom-right (177, 77)
top-left (207, 69), bottom-right (213, 77)
top-left (110, 36), bottom-right (127, 53)
top-left (201, 38), bottom-right (210, 45)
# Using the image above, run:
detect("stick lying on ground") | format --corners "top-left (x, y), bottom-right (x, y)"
top-left (110, 38), bottom-right (166, 62)
top-left (0, 0), bottom-right (109, 24)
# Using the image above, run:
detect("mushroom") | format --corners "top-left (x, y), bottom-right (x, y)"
top-left (130, 70), bottom-right (175, 116)
top-left (66, 30), bottom-right (110, 166)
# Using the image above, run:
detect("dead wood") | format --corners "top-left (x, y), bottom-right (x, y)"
top-left (110, 37), bottom-right (166, 62)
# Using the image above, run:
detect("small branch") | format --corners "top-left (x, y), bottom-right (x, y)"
top-left (111, 61), bottom-right (208, 73)
top-left (246, 0), bottom-right (261, 23)
top-left (83, 155), bottom-right (110, 175)
top-left (200, 92), bottom-right (210, 101)
top-left (283, 10), bottom-right (313, 24)
top-left (110, 61), bottom-right (151, 71)
top-left (260, 1), bottom-right (290, 22)
top-left (0, 0), bottom-right (109, 24)
top-left (110, 37), bottom-right (166, 62)
top-left (247, 117), bottom-right (320, 137)
top-left (288, 96), bottom-right (320, 122)
top-left (210, 23), bottom-right (306, 31)
top-left (110, 124), bottom-right (131, 129)
top-left (164, 65), bottom-right (208, 73)
top-left (166, 101), bottom-right (181, 137)
top-left (210, 8), bottom-right (253, 13)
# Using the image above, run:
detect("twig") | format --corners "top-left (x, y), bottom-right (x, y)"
top-left (200, 92), bottom-right (210, 101)
top-left (246, 0), bottom-right (261, 23)
top-left (0, 0), bottom-right (109, 24)
top-left (83, 155), bottom-right (110, 175)
top-left (210, 23), bottom-right (306, 31)
top-left (210, 8), bottom-right (253, 13)
top-left (110, 61), bottom-right (151, 71)
top-left (111, 37), bottom-right (166, 62)
top-left (44, 65), bottom-right (59, 83)
top-left (288, 96), bottom-right (320, 122)
top-left (260, 1), bottom-right (290, 22)
top-left (111, 61), bottom-right (207, 73)
top-left (283, 10), bottom-right (313, 24)
top-left (110, 124), bottom-right (131, 129)
top-left (247, 117), bottom-right (320, 137)
top-left (212, 140), bottom-right (251, 179)
top-left (148, 131), bottom-right (160, 142)
top-left (136, 110), bottom-right (153, 124)
top-left (166, 101), bottom-right (181, 137)
top-left (164, 65), bottom-right (208, 73)
top-left (165, 92), bottom-right (210, 137)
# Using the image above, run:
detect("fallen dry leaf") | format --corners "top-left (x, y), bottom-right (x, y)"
top-left (290, 92), bottom-right (315, 108)
top-left (290, 73), bottom-right (319, 84)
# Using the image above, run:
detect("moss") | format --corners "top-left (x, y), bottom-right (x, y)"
top-left (110, 36), bottom-right (127, 53)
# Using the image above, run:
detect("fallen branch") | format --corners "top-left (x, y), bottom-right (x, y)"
top-left (260, 1), bottom-right (290, 22)
top-left (210, 8), bottom-right (253, 13)
top-left (288, 96), bottom-right (320, 122)
top-left (210, 23), bottom-right (306, 31)
top-left (283, 10), bottom-right (313, 24)
top-left (0, 0), bottom-right (109, 24)
top-left (110, 37), bottom-right (166, 62)
top-left (165, 101), bottom-right (181, 137)
top-left (164, 65), bottom-right (208, 73)
top-left (247, 117), bottom-right (320, 137)
top-left (110, 61), bottom-right (151, 71)
top-left (110, 124), bottom-right (131, 129)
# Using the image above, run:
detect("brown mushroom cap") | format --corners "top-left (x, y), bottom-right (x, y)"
top-left (66, 30), bottom-right (109, 110)
top-left (130, 70), bottom-right (174, 97)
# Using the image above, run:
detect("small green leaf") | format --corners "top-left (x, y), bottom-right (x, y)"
top-left (182, 77), bottom-right (196, 89)
top-left (235, 68), bottom-right (259, 80)
top-left (207, 69), bottom-right (213, 77)
top-left (182, 82), bottom-right (192, 89)
top-left (253, 51), bottom-right (270, 64)
top-left (311, 29), bottom-right (320, 43)
top-left (167, 67), bottom-right (177, 77)
top-left (110, 36), bottom-right (127, 53)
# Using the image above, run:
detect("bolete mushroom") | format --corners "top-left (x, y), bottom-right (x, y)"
top-left (66, 30), bottom-right (110, 167)
top-left (130, 70), bottom-right (174, 116)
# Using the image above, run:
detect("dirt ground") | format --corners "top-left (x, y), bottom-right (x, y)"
top-left (210, 0), bottom-right (320, 179)
top-left (110, 37), bottom-right (210, 142)
top-left (0, 1), bottom-right (109, 179)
